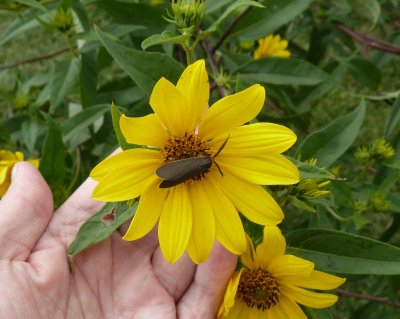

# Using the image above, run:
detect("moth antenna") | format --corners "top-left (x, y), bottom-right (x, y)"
top-left (213, 134), bottom-right (230, 158)
top-left (214, 160), bottom-right (224, 177)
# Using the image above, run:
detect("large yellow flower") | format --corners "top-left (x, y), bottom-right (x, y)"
top-left (254, 34), bottom-right (291, 59)
top-left (90, 60), bottom-right (299, 263)
top-left (218, 226), bottom-right (346, 318)
top-left (0, 150), bottom-right (39, 197)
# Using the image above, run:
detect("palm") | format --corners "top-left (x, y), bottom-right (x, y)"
top-left (0, 163), bottom-right (236, 319)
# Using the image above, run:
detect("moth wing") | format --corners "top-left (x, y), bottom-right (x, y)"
top-left (156, 156), bottom-right (212, 181)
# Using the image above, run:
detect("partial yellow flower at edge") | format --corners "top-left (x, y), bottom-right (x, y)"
top-left (90, 59), bottom-right (300, 264)
top-left (254, 34), bottom-right (291, 59)
top-left (0, 150), bottom-right (39, 197)
top-left (218, 226), bottom-right (346, 319)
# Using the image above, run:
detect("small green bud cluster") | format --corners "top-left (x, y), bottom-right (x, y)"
top-left (354, 137), bottom-right (395, 164)
top-left (166, 0), bottom-right (205, 31)
top-left (51, 7), bottom-right (74, 33)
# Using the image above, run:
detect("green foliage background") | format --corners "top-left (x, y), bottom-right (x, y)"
top-left (1, 0), bottom-right (400, 318)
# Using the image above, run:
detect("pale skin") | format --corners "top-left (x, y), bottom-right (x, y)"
top-left (0, 162), bottom-right (237, 318)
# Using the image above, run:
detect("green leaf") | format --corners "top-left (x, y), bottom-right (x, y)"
top-left (286, 229), bottom-right (400, 275)
top-left (288, 196), bottom-right (316, 212)
top-left (39, 117), bottom-right (66, 186)
top-left (385, 95), bottom-right (400, 138)
top-left (111, 101), bottom-right (138, 150)
top-left (238, 58), bottom-right (330, 86)
top-left (61, 104), bottom-right (109, 142)
top-left (199, 0), bottom-right (263, 39)
top-left (15, 0), bottom-right (48, 12)
top-left (80, 51), bottom-right (98, 108)
top-left (21, 118), bottom-right (40, 154)
top-left (0, 9), bottom-right (43, 45)
top-left (68, 201), bottom-right (137, 261)
top-left (350, 0), bottom-right (381, 30)
top-left (50, 58), bottom-right (81, 111)
top-left (95, 26), bottom-right (184, 96)
top-left (141, 31), bottom-right (188, 50)
top-left (231, 0), bottom-right (315, 40)
top-left (342, 58), bottom-right (381, 90)
top-left (384, 159), bottom-right (400, 170)
top-left (290, 157), bottom-right (336, 179)
top-left (298, 99), bottom-right (366, 167)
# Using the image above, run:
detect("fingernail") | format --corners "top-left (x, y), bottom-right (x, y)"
top-left (11, 163), bottom-right (20, 180)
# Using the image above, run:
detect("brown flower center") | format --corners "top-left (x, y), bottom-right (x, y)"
top-left (161, 133), bottom-right (211, 163)
top-left (237, 269), bottom-right (281, 311)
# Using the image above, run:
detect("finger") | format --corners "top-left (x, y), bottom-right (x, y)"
top-left (0, 162), bottom-right (53, 260)
top-left (177, 242), bottom-right (237, 319)
top-left (152, 248), bottom-right (196, 300)
top-left (46, 176), bottom-right (104, 248)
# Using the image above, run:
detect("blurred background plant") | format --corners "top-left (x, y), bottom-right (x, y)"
top-left (1, 0), bottom-right (400, 318)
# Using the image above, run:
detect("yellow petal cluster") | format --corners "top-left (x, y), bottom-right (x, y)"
top-left (218, 226), bottom-right (346, 319)
top-left (254, 34), bottom-right (291, 59)
top-left (90, 60), bottom-right (300, 264)
top-left (0, 150), bottom-right (39, 197)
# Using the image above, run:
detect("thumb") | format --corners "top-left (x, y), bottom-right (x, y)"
top-left (0, 161), bottom-right (53, 261)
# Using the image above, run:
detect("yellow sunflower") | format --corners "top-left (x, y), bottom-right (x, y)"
top-left (90, 60), bottom-right (299, 264)
top-left (218, 226), bottom-right (346, 318)
top-left (254, 34), bottom-right (291, 60)
top-left (0, 150), bottom-right (39, 197)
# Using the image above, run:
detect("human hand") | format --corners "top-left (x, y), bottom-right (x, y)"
top-left (0, 162), bottom-right (237, 318)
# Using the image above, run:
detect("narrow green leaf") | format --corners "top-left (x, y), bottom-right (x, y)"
top-left (21, 118), bottom-right (40, 154)
top-left (80, 51), bottom-right (98, 108)
top-left (350, 0), bottom-right (381, 30)
top-left (342, 58), bottom-right (381, 90)
top-left (141, 31), bottom-right (188, 50)
top-left (15, 0), bottom-right (48, 12)
top-left (298, 99), bottom-right (366, 167)
top-left (290, 157), bottom-right (336, 179)
top-left (39, 117), bottom-right (66, 186)
top-left (68, 201), bottom-right (137, 261)
top-left (95, 26), bottom-right (183, 96)
top-left (384, 159), bottom-right (400, 170)
top-left (111, 102), bottom-right (138, 150)
top-left (231, 0), bottom-right (315, 40)
top-left (238, 58), bottom-right (330, 86)
top-left (199, 0), bottom-right (263, 39)
top-left (61, 104), bottom-right (109, 142)
top-left (50, 58), bottom-right (81, 111)
top-left (286, 229), bottom-right (400, 275)
top-left (385, 95), bottom-right (400, 138)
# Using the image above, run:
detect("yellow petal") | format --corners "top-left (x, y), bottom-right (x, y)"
top-left (27, 159), bottom-right (39, 168)
top-left (277, 294), bottom-right (307, 319)
top-left (0, 150), bottom-right (18, 161)
top-left (15, 151), bottom-right (24, 161)
top-left (218, 269), bottom-right (242, 318)
top-left (256, 226), bottom-right (286, 268)
top-left (289, 270), bottom-right (346, 290)
top-left (0, 165), bottom-right (12, 197)
top-left (217, 154), bottom-right (300, 185)
top-left (123, 176), bottom-right (168, 241)
top-left (120, 114), bottom-right (168, 147)
top-left (158, 184), bottom-right (192, 263)
top-left (217, 171), bottom-right (283, 225)
top-left (202, 173), bottom-right (246, 255)
top-left (149, 77), bottom-right (189, 137)
top-left (186, 181), bottom-right (215, 264)
top-left (198, 84), bottom-right (265, 140)
top-left (210, 122), bottom-right (297, 157)
top-left (241, 235), bottom-right (259, 269)
top-left (91, 151), bottom-right (160, 201)
top-left (269, 255), bottom-right (314, 279)
top-left (90, 149), bottom-right (160, 180)
top-left (176, 60), bottom-right (209, 132)
top-left (281, 284), bottom-right (339, 309)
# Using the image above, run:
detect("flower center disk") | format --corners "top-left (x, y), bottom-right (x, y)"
top-left (161, 133), bottom-right (211, 162)
top-left (237, 269), bottom-right (281, 311)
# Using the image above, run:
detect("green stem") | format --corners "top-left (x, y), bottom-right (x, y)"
top-left (350, 161), bottom-right (373, 185)
top-left (324, 205), bottom-right (352, 222)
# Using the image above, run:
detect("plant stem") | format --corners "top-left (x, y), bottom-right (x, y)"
top-left (336, 289), bottom-right (400, 309)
